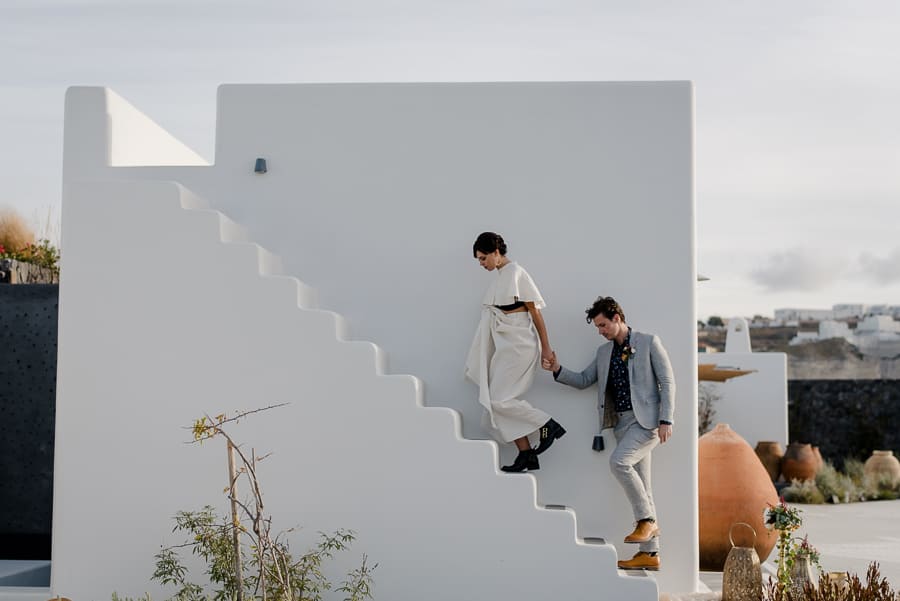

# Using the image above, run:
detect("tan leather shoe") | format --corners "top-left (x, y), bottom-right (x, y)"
top-left (624, 520), bottom-right (659, 543)
top-left (617, 551), bottom-right (660, 571)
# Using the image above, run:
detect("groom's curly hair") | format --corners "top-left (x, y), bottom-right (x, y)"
top-left (586, 296), bottom-right (625, 324)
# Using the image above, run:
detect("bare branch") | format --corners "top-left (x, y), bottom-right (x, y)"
top-left (186, 403), bottom-right (290, 444)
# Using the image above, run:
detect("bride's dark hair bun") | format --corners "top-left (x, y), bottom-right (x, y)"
top-left (473, 231), bottom-right (507, 257)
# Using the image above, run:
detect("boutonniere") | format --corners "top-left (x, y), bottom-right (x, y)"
top-left (621, 344), bottom-right (636, 362)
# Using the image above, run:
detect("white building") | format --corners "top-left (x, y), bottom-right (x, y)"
top-left (774, 308), bottom-right (834, 322)
top-left (857, 315), bottom-right (900, 334)
top-left (855, 316), bottom-right (900, 358)
top-left (832, 304), bottom-right (866, 320)
top-left (788, 315), bottom-right (900, 355)
top-left (787, 320), bottom-right (853, 346)
top-left (775, 304), bottom-right (900, 323)
top-left (700, 317), bottom-right (789, 448)
top-left (44, 83), bottom-right (699, 601)
top-left (788, 331), bottom-right (821, 346)
top-left (867, 305), bottom-right (900, 319)
top-left (818, 320), bottom-right (854, 343)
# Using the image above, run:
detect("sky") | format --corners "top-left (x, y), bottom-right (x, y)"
top-left (2, 0), bottom-right (899, 320)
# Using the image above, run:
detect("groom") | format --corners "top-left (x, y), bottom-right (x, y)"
top-left (542, 296), bottom-right (675, 571)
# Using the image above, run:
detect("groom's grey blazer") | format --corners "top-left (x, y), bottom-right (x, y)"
top-left (555, 330), bottom-right (675, 431)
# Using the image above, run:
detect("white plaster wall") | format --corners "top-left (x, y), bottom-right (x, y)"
top-left (700, 353), bottom-right (789, 448)
top-left (725, 317), bottom-right (752, 353)
top-left (55, 83), bottom-right (698, 597)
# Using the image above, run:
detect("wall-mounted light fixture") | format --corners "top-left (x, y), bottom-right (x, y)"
top-left (254, 158), bottom-right (268, 174)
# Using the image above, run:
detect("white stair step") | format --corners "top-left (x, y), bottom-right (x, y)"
top-left (218, 243), bottom-right (282, 276)
top-left (421, 405), bottom-right (466, 437)
top-left (256, 246), bottom-right (283, 275)
top-left (582, 536), bottom-right (607, 545)
top-left (338, 339), bottom-right (387, 374)
top-left (177, 187), bottom-right (209, 210)
top-left (215, 213), bottom-right (249, 243)
top-left (290, 309), bottom-right (349, 341)
top-left (180, 209), bottom-right (249, 244)
top-left (261, 275), bottom-right (318, 309)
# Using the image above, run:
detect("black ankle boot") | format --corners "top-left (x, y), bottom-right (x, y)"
top-left (534, 418), bottom-right (566, 455)
top-left (501, 449), bottom-right (540, 472)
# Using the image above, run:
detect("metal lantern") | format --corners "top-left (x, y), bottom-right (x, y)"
top-left (722, 522), bottom-right (763, 601)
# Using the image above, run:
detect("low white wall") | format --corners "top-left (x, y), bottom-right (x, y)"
top-left (55, 83), bottom-right (698, 596)
top-left (700, 353), bottom-right (788, 448)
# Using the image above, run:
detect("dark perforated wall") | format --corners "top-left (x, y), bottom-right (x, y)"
top-left (0, 284), bottom-right (58, 560)
top-left (789, 379), bottom-right (900, 469)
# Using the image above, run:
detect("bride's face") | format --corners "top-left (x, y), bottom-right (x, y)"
top-left (475, 250), bottom-right (503, 271)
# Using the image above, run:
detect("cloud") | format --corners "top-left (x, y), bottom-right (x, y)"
top-left (860, 248), bottom-right (900, 283)
top-left (749, 248), bottom-right (847, 292)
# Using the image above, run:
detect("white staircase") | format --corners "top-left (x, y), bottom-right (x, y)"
top-left (51, 179), bottom-right (659, 601)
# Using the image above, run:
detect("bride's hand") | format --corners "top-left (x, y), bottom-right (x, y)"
top-left (541, 350), bottom-right (558, 371)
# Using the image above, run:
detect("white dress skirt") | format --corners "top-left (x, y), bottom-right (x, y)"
top-left (464, 262), bottom-right (550, 443)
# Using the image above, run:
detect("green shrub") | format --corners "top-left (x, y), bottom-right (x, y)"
top-left (782, 479), bottom-right (826, 504)
top-left (114, 407), bottom-right (376, 601)
top-left (865, 475), bottom-right (900, 501)
top-left (815, 462), bottom-right (864, 504)
top-left (843, 458), bottom-right (867, 487)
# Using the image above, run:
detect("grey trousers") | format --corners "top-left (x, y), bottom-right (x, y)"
top-left (611, 410), bottom-right (660, 553)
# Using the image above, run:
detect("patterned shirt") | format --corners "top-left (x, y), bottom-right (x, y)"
top-left (607, 327), bottom-right (634, 413)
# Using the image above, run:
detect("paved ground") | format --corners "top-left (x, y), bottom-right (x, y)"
top-left (797, 499), bottom-right (900, 586)
top-left (697, 499), bottom-right (900, 595)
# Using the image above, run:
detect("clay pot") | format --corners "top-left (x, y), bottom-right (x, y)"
top-left (699, 424), bottom-right (779, 570)
top-left (754, 441), bottom-right (784, 482)
top-left (864, 450), bottom-right (900, 486)
top-left (812, 446), bottom-right (824, 471)
top-left (781, 443), bottom-right (818, 482)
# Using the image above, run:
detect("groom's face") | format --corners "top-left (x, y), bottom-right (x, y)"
top-left (592, 313), bottom-right (623, 340)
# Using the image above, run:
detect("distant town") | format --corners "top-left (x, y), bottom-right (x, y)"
top-left (699, 304), bottom-right (900, 379)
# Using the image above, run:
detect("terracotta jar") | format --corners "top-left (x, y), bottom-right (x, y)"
top-left (699, 424), bottom-right (779, 570)
top-left (812, 446), bottom-right (824, 471)
top-left (864, 450), bottom-right (900, 486)
top-left (781, 442), bottom-right (818, 482)
top-left (754, 441), bottom-right (784, 482)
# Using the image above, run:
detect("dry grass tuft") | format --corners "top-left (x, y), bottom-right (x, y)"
top-left (0, 207), bottom-right (36, 252)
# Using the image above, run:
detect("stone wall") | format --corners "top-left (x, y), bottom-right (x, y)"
top-left (790, 356), bottom-right (900, 380)
top-left (788, 379), bottom-right (900, 468)
top-left (0, 284), bottom-right (58, 559)
top-left (0, 258), bottom-right (58, 284)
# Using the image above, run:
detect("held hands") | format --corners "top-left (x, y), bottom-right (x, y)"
top-left (541, 350), bottom-right (560, 372)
